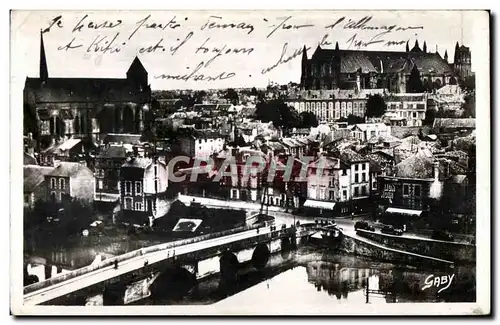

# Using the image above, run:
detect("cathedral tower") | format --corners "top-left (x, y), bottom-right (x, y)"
top-left (453, 41), bottom-right (472, 80)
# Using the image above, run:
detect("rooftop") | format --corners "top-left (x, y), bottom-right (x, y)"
top-left (24, 165), bottom-right (54, 192)
top-left (433, 118), bottom-right (476, 129)
top-left (46, 162), bottom-right (93, 178)
top-left (338, 148), bottom-right (368, 164)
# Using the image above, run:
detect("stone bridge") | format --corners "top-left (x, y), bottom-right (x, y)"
top-left (23, 224), bottom-right (317, 306)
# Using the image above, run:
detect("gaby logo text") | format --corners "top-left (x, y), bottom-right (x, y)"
top-left (421, 274), bottom-right (455, 293)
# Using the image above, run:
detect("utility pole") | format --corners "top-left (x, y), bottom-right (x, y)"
top-left (366, 276), bottom-right (370, 303)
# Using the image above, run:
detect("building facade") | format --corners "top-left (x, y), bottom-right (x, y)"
top-left (300, 40), bottom-right (464, 92)
top-left (384, 94), bottom-right (428, 127)
top-left (24, 32), bottom-right (152, 149)
top-left (119, 157), bottom-right (169, 225)
top-left (44, 162), bottom-right (95, 204)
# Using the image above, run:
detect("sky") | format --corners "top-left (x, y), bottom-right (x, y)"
top-left (11, 10), bottom-right (486, 90)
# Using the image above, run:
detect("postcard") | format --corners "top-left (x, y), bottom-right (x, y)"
top-left (10, 10), bottom-right (490, 315)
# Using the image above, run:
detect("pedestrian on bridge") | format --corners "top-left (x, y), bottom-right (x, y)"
top-left (114, 260), bottom-right (118, 270)
top-left (144, 260), bottom-right (149, 267)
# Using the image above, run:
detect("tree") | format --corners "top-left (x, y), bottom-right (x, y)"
top-left (224, 88), bottom-right (239, 105)
top-left (407, 65), bottom-right (425, 93)
top-left (255, 99), bottom-right (300, 129)
top-left (346, 114), bottom-right (365, 125)
top-left (365, 94), bottom-right (387, 118)
top-left (299, 112), bottom-right (318, 128)
top-left (250, 87), bottom-right (258, 96)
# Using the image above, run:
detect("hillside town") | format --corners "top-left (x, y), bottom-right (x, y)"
top-left (23, 33), bottom-right (476, 287)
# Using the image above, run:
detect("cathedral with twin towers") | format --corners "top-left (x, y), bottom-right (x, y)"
top-left (300, 39), bottom-right (472, 93)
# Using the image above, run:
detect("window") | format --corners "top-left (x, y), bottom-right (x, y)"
top-left (329, 177), bottom-right (334, 188)
top-left (342, 169), bottom-right (347, 176)
top-left (361, 186), bottom-right (367, 196)
top-left (59, 178), bottom-right (65, 190)
top-left (414, 185), bottom-right (421, 197)
top-left (50, 192), bottom-right (57, 202)
top-left (342, 190), bottom-right (348, 201)
top-left (354, 187), bottom-right (359, 197)
top-left (355, 174), bottom-right (359, 183)
top-left (362, 163), bottom-right (366, 170)
top-left (362, 173), bottom-right (366, 182)
top-left (355, 164), bottom-right (359, 171)
top-left (154, 179), bottom-right (159, 193)
top-left (124, 197), bottom-right (133, 210)
top-left (373, 181), bottom-right (377, 190)
top-left (329, 191), bottom-right (335, 200)
top-left (135, 181), bottom-right (142, 195)
top-left (403, 184), bottom-right (409, 196)
top-left (413, 112), bottom-right (417, 118)
top-left (51, 178), bottom-right (57, 189)
top-left (98, 180), bottom-right (103, 189)
top-left (135, 202), bottom-right (143, 211)
top-left (125, 181), bottom-right (132, 195)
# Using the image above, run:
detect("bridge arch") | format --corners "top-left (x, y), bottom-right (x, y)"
top-left (281, 236), bottom-right (293, 259)
top-left (149, 266), bottom-right (196, 301)
top-left (251, 243), bottom-right (270, 270)
top-left (219, 251), bottom-right (239, 284)
top-left (102, 282), bottom-right (127, 305)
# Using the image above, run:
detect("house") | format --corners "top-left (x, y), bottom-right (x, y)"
top-left (94, 144), bottom-right (130, 206)
top-left (349, 123), bottom-right (391, 143)
top-left (305, 156), bottom-right (341, 218)
top-left (119, 157), bottom-right (169, 225)
top-left (177, 129), bottom-right (226, 159)
top-left (304, 154), bottom-right (354, 217)
top-left (213, 147), bottom-right (266, 203)
top-left (24, 165), bottom-right (54, 209)
top-left (45, 162), bottom-right (95, 204)
top-left (337, 149), bottom-right (371, 200)
top-left (384, 93), bottom-right (427, 127)
top-left (377, 149), bottom-right (464, 228)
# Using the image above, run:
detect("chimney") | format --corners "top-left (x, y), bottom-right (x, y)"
top-left (433, 160), bottom-right (440, 180)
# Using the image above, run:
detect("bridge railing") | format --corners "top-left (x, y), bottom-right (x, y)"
top-left (24, 223), bottom-right (265, 295)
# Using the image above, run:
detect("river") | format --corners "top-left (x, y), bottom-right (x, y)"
top-left (135, 249), bottom-right (476, 307)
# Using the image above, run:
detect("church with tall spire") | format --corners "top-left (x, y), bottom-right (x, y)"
top-left (24, 31), bottom-right (152, 149)
top-left (300, 38), bottom-right (469, 93)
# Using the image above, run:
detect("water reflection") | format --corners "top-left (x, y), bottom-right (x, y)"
top-left (140, 254), bottom-right (475, 306)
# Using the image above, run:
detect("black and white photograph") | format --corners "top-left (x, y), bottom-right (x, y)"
top-left (9, 9), bottom-right (490, 315)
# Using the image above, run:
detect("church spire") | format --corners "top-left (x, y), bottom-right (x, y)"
top-left (423, 41), bottom-right (427, 53)
top-left (302, 45), bottom-right (308, 61)
top-left (39, 30), bottom-right (48, 82)
top-left (335, 41), bottom-right (339, 51)
top-left (406, 41), bottom-right (409, 52)
top-left (444, 50), bottom-right (448, 62)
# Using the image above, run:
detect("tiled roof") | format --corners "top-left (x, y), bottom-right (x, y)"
top-left (385, 94), bottom-right (427, 102)
top-left (25, 77), bottom-right (149, 104)
top-left (313, 48), bottom-right (453, 75)
top-left (433, 118), bottom-right (476, 129)
top-left (24, 165), bottom-right (54, 192)
top-left (395, 149), bottom-right (434, 178)
top-left (309, 156), bottom-right (340, 169)
top-left (99, 145), bottom-right (128, 159)
top-left (339, 148), bottom-right (368, 164)
top-left (46, 162), bottom-right (93, 178)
